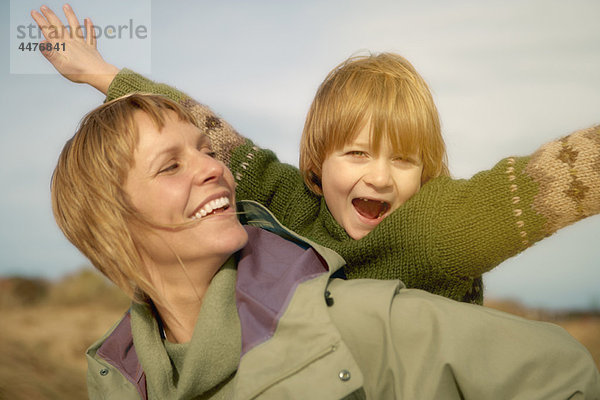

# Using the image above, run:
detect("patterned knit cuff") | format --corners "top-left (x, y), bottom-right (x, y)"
top-left (524, 125), bottom-right (600, 235)
top-left (178, 100), bottom-right (246, 167)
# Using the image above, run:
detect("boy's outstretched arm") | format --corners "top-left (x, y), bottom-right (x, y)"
top-left (32, 5), bottom-right (312, 227)
top-left (368, 124), bottom-right (600, 301)
top-left (31, 5), bottom-right (242, 166)
top-left (30, 4), bottom-right (118, 93)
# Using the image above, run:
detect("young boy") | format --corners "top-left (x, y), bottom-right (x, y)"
top-left (32, 5), bottom-right (600, 304)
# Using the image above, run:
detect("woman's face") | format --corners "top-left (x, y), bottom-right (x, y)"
top-left (124, 110), bottom-right (248, 267)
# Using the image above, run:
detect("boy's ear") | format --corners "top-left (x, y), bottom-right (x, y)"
top-left (308, 171), bottom-right (323, 195)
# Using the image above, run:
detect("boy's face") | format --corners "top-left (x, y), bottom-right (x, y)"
top-left (320, 122), bottom-right (423, 240)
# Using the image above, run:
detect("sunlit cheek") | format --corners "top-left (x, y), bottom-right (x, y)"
top-left (335, 160), bottom-right (362, 191)
top-left (409, 178), bottom-right (421, 194)
top-left (158, 181), bottom-right (191, 215)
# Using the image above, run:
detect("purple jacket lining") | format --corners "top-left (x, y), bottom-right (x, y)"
top-left (236, 226), bottom-right (328, 355)
top-left (96, 313), bottom-right (147, 399)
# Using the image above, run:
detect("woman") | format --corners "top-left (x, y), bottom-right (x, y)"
top-left (51, 92), bottom-right (599, 399)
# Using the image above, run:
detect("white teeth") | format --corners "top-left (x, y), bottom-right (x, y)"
top-left (191, 196), bottom-right (230, 220)
top-left (360, 198), bottom-right (385, 205)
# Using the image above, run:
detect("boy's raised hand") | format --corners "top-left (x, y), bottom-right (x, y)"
top-left (31, 4), bottom-right (118, 94)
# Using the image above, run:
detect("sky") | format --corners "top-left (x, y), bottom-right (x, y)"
top-left (1, 0), bottom-right (599, 310)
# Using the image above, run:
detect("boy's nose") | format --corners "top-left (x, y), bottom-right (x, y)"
top-left (363, 159), bottom-right (393, 188)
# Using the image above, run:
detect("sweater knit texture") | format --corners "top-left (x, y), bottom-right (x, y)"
top-left (107, 70), bottom-right (600, 304)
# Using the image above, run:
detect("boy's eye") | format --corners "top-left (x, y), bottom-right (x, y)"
top-left (347, 151), bottom-right (367, 157)
top-left (393, 156), bottom-right (419, 166)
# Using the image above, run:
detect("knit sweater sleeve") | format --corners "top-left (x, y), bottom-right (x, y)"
top-left (376, 125), bottom-right (600, 282)
top-left (227, 141), bottom-right (323, 231)
top-left (105, 69), bottom-right (245, 167)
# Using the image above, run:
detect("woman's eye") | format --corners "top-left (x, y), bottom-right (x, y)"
top-left (158, 163), bottom-right (179, 174)
top-left (198, 145), bottom-right (216, 158)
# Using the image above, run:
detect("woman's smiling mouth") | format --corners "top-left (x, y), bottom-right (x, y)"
top-left (190, 196), bottom-right (231, 220)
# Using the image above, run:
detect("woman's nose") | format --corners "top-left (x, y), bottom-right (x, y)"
top-left (191, 153), bottom-right (224, 185)
top-left (363, 159), bottom-right (392, 188)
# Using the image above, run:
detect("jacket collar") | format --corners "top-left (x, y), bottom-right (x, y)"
top-left (236, 200), bottom-right (347, 275)
top-left (89, 312), bottom-right (147, 399)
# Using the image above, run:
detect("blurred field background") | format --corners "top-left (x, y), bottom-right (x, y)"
top-left (0, 269), bottom-right (599, 400)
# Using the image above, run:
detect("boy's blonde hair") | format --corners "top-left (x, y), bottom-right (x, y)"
top-left (51, 93), bottom-right (196, 302)
top-left (300, 52), bottom-right (449, 194)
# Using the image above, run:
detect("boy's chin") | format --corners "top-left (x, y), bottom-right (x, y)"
top-left (345, 224), bottom-right (376, 240)
top-left (345, 211), bottom-right (389, 239)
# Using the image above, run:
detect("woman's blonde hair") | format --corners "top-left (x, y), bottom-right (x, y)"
top-left (51, 93), bottom-right (196, 302)
top-left (300, 52), bottom-right (449, 194)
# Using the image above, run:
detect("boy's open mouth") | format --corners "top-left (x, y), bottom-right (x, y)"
top-left (352, 198), bottom-right (391, 220)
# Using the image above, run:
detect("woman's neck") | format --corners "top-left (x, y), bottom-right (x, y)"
top-left (155, 299), bottom-right (202, 343)
top-left (146, 254), bottom-right (229, 343)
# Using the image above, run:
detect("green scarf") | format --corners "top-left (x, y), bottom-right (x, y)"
top-left (131, 258), bottom-right (240, 400)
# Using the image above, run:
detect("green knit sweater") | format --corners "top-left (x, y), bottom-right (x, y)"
top-left (107, 69), bottom-right (600, 304)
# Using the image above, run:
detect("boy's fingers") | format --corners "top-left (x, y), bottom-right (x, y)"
top-left (39, 6), bottom-right (68, 39)
top-left (85, 18), bottom-right (97, 47)
top-left (63, 4), bottom-right (83, 40)
top-left (30, 10), bottom-right (52, 41)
